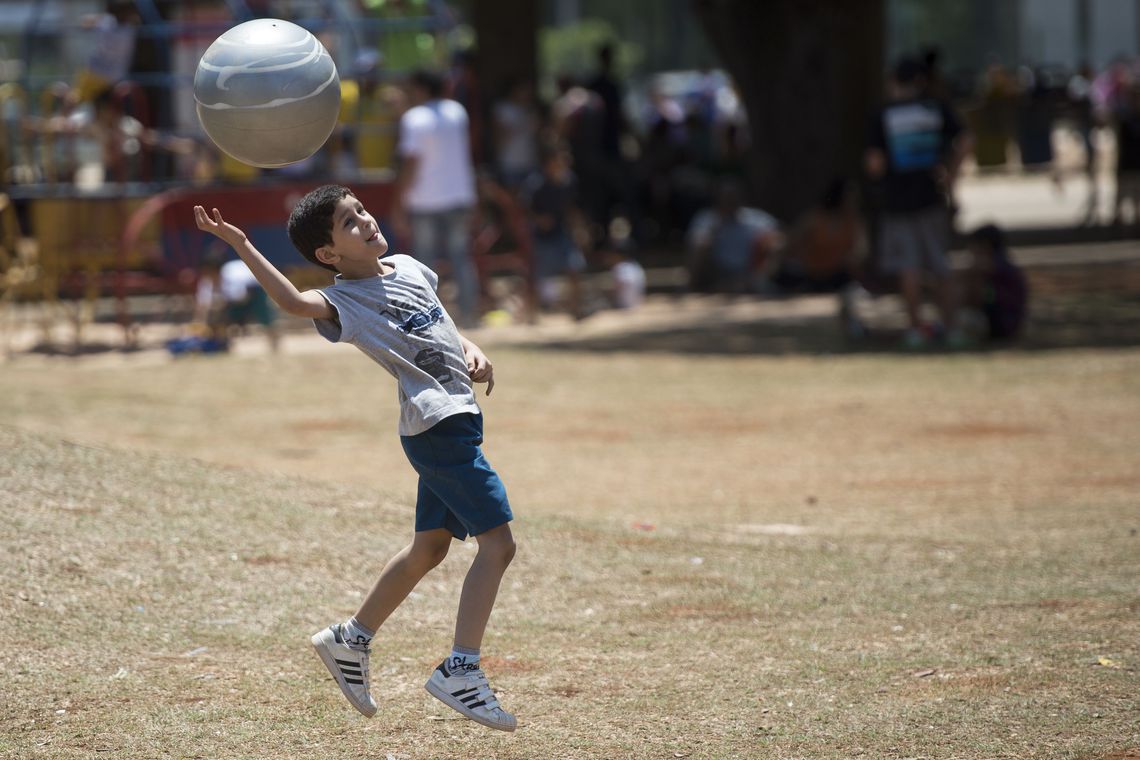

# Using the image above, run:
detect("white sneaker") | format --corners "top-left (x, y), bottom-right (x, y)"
top-left (311, 624), bottom-right (377, 717)
top-left (424, 658), bottom-right (517, 731)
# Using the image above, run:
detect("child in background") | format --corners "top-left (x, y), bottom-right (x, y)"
top-left (601, 241), bottom-right (646, 310)
top-left (521, 144), bottom-right (588, 318)
top-left (964, 224), bottom-right (1028, 340)
top-left (193, 250), bottom-right (279, 353)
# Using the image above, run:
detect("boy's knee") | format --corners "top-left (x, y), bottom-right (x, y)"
top-left (479, 529), bottom-right (516, 566)
top-left (411, 535), bottom-right (451, 569)
top-left (426, 541), bottom-right (451, 568)
top-left (500, 535), bottom-right (517, 565)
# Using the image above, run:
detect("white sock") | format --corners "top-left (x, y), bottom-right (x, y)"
top-left (447, 645), bottom-right (480, 674)
top-left (341, 617), bottom-right (374, 650)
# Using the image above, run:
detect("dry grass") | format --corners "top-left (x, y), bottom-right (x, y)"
top-left (1, 324), bottom-right (1138, 758)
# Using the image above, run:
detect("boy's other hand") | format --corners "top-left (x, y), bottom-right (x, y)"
top-left (464, 344), bottom-right (494, 396)
top-left (194, 206), bottom-right (248, 248)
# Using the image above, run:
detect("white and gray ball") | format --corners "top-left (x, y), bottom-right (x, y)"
top-left (194, 18), bottom-right (340, 168)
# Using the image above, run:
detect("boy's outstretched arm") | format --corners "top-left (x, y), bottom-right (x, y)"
top-left (193, 206), bottom-right (333, 320)
top-left (458, 334), bottom-right (494, 396)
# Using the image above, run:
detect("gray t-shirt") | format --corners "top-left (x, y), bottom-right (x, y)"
top-left (313, 254), bottom-right (480, 436)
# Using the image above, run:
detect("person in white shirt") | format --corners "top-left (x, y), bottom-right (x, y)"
top-left (394, 69), bottom-right (480, 327)
top-left (686, 181), bottom-right (782, 294)
top-left (492, 78), bottom-right (540, 190)
top-left (611, 256), bottom-right (646, 310)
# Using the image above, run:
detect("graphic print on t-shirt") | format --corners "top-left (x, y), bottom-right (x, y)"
top-left (413, 348), bottom-right (452, 383)
top-left (377, 278), bottom-right (445, 335)
top-left (376, 279), bottom-right (455, 384)
top-left (883, 101), bottom-right (944, 171)
top-left (383, 302), bottom-right (444, 334)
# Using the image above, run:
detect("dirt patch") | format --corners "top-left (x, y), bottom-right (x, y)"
top-left (289, 419), bottom-right (366, 433)
top-left (244, 554), bottom-right (291, 566)
top-left (653, 603), bottom-right (761, 623)
top-left (922, 423), bottom-right (1044, 438)
top-left (894, 666), bottom-right (1014, 697)
top-left (992, 597), bottom-right (1109, 612)
top-left (936, 668), bottom-right (1013, 693)
top-left (56, 504), bottom-right (101, 516)
top-left (852, 477), bottom-right (965, 490)
top-left (1061, 475), bottom-right (1140, 489)
top-left (738, 523), bottom-right (812, 536)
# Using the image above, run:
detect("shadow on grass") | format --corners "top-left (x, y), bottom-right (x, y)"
top-left (531, 292), bottom-right (1140, 357)
top-left (25, 340), bottom-right (147, 357)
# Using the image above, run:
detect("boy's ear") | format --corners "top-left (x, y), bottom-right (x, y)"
top-left (315, 245), bottom-right (338, 267)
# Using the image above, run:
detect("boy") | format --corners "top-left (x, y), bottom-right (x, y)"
top-left (193, 185), bottom-right (517, 731)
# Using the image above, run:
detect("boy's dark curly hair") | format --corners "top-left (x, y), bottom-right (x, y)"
top-left (287, 184), bottom-right (354, 272)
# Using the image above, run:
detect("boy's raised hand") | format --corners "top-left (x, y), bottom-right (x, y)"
top-left (194, 206), bottom-right (248, 248)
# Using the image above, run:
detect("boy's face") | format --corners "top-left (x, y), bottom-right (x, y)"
top-left (317, 194), bottom-right (388, 270)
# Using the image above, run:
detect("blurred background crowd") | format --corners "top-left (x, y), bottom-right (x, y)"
top-left (2, 0), bottom-right (1140, 352)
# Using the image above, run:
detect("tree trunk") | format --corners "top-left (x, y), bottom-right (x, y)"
top-left (471, 0), bottom-right (539, 161)
top-left (692, 0), bottom-right (885, 223)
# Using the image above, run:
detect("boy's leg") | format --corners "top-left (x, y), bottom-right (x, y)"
top-left (312, 528), bottom-right (452, 718)
top-left (355, 528), bottom-right (453, 631)
top-left (424, 523), bottom-right (518, 731)
top-left (453, 523), bottom-right (516, 650)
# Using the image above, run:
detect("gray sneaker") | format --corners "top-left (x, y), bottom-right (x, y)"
top-left (311, 624), bottom-right (377, 717)
top-left (424, 658), bottom-right (517, 731)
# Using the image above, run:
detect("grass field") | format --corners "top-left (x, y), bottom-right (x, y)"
top-left (1, 306), bottom-right (1138, 759)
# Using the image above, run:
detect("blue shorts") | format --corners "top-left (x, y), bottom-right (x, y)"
top-left (400, 413), bottom-right (513, 540)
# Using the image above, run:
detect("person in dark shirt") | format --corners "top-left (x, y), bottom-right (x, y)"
top-left (521, 144), bottom-right (587, 317)
top-left (866, 56), bottom-right (971, 349)
top-left (1112, 83), bottom-right (1140, 227)
top-left (587, 43), bottom-right (625, 160)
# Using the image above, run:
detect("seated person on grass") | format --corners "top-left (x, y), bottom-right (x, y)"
top-left (686, 180), bottom-right (782, 294)
top-left (194, 251), bottom-right (279, 352)
top-left (772, 178), bottom-right (866, 294)
top-left (962, 224), bottom-right (1028, 341)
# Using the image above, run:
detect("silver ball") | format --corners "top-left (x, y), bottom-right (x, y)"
top-left (194, 18), bottom-right (341, 168)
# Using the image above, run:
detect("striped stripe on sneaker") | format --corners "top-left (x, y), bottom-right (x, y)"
top-left (425, 660), bottom-right (517, 731)
top-left (311, 625), bottom-right (377, 717)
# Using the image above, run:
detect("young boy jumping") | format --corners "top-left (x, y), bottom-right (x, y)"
top-left (193, 185), bottom-right (517, 731)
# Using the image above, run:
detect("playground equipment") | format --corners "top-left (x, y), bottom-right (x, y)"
top-left (0, 193), bottom-right (41, 358)
top-left (0, 1), bottom-right (533, 353)
top-left (114, 177), bottom-right (535, 346)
